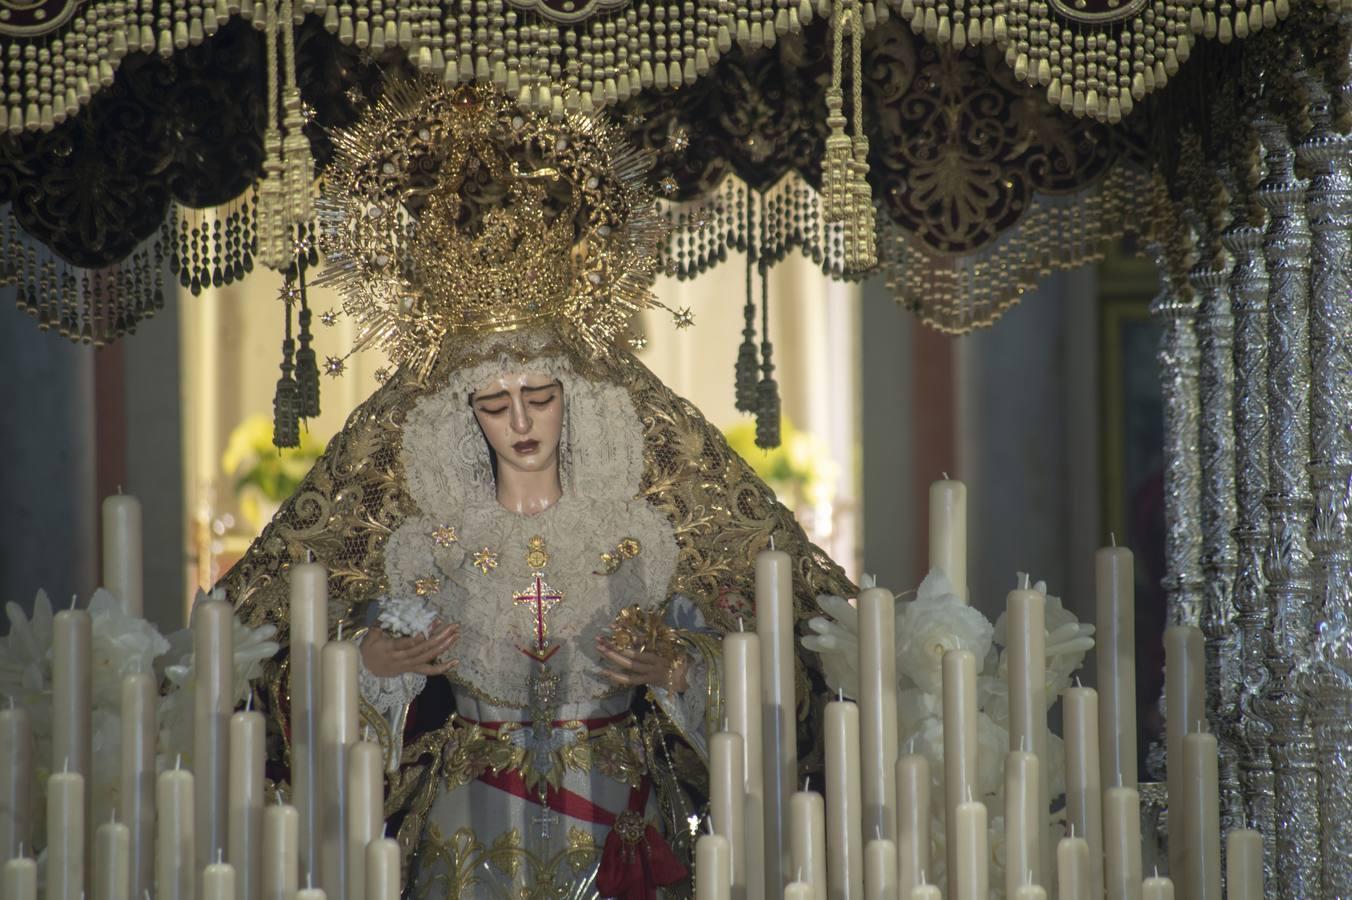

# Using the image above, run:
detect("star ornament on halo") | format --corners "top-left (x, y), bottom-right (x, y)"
top-left (319, 309), bottom-right (339, 326)
top-left (667, 127), bottom-right (689, 152)
top-left (658, 175), bottom-right (679, 197)
top-left (324, 356), bottom-right (347, 377)
top-left (278, 282), bottom-right (301, 305)
top-left (673, 307), bottom-right (695, 329)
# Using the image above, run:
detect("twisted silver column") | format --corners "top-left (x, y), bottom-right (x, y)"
top-left (1221, 170), bottom-right (1275, 872)
top-left (1152, 239), bottom-right (1206, 631)
top-left (1298, 74), bottom-right (1352, 900)
top-left (1254, 113), bottom-right (1320, 900)
top-left (1194, 240), bottom-right (1242, 835)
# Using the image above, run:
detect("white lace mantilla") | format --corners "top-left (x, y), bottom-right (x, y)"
top-left (380, 350), bottom-right (680, 710)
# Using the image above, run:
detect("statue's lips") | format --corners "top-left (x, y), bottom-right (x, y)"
top-left (513, 440), bottom-right (540, 454)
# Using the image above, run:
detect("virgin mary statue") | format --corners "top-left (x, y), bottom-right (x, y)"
top-left (216, 76), bottom-right (855, 899)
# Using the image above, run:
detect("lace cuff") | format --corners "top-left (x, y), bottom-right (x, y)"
top-left (650, 594), bottom-right (722, 763)
top-left (357, 660), bottom-right (427, 717)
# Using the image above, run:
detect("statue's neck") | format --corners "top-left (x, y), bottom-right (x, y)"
top-left (494, 466), bottom-right (563, 517)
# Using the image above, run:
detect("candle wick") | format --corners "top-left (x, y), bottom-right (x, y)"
top-left (69, 593), bottom-right (78, 610)
top-left (1110, 531), bottom-right (1117, 547)
top-left (942, 472), bottom-right (949, 480)
top-left (965, 785), bottom-right (973, 803)
top-left (705, 815), bottom-right (714, 836)
top-left (175, 753), bottom-right (182, 771)
top-left (1069, 822), bottom-right (1076, 839)
top-left (1074, 675), bottom-right (1082, 689)
top-left (770, 535), bottom-right (776, 551)
top-left (338, 621), bottom-right (344, 642)
top-left (63, 756), bottom-right (69, 774)
top-left (217, 849), bottom-right (224, 865)
top-left (246, 692), bottom-right (254, 712)
top-left (307, 549), bottom-right (315, 564)
top-left (1017, 572), bottom-right (1030, 590)
top-left (919, 869), bottom-right (927, 886)
top-left (803, 776), bottom-right (809, 792)
top-left (117, 484), bottom-right (123, 495)
top-left (308, 873), bottom-right (314, 890)
top-left (738, 617), bottom-right (744, 632)
top-left (1027, 868), bottom-right (1034, 887)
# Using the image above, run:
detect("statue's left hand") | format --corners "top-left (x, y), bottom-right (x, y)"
top-left (595, 636), bottom-right (690, 693)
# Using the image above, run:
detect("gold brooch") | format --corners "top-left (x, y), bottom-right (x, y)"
top-left (606, 604), bottom-right (681, 659)
top-left (472, 547), bottom-right (500, 575)
top-left (431, 524), bottom-right (459, 547)
top-left (596, 537), bottom-right (642, 575)
top-left (414, 576), bottom-right (442, 596)
top-left (526, 535), bottom-right (550, 570)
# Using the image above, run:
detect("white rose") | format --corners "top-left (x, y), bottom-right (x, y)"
top-left (802, 593), bottom-right (862, 699)
top-left (896, 589), bottom-right (994, 695)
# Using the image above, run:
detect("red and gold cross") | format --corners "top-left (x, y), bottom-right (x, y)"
top-left (513, 574), bottom-right (564, 663)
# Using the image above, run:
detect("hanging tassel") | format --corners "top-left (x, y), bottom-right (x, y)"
top-left (843, 2), bottom-right (876, 272)
top-left (821, 1), bottom-right (856, 223)
top-left (754, 261), bottom-right (781, 450)
top-left (256, 0), bottom-right (289, 269)
top-left (273, 298), bottom-right (301, 448)
top-left (735, 222), bottom-right (760, 413)
top-left (294, 257), bottom-right (321, 419)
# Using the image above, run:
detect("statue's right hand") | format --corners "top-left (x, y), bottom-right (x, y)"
top-left (360, 622), bottom-right (460, 678)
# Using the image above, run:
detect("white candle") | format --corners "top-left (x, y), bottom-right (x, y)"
top-left (858, 586), bottom-right (898, 843)
top-left (863, 838), bottom-right (896, 900)
top-left (695, 833), bottom-right (731, 900)
top-left (156, 764), bottom-right (194, 900)
top-left (941, 649), bottom-right (977, 896)
top-left (723, 629), bottom-right (765, 900)
top-left (290, 562), bottom-right (328, 880)
top-left (94, 816), bottom-right (131, 900)
top-left (1182, 731), bottom-right (1220, 900)
top-left (47, 768), bottom-right (85, 900)
top-left (1096, 545), bottom-right (1138, 790)
top-left (1142, 875), bottom-right (1175, 900)
top-left (262, 800), bottom-right (299, 900)
top-left (1006, 582), bottom-right (1047, 886)
top-left (1226, 828), bottom-right (1263, 900)
top-left (825, 698), bottom-right (863, 900)
top-left (952, 798), bottom-right (988, 900)
top-left (1004, 751), bottom-right (1040, 900)
top-left (364, 836), bottom-right (399, 900)
top-left (756, 547), bottom-right (797, 895)
top-left (194, 598), bottom-right (234, 873)
top-left (1063, 686), bottom-right (1104, 900)
top-left (907, 883), bottom-right (940, 900)
top-left (347, 740), bottom-right (384, 900)
top-left (789, 789), bottom-right (826, 900)
top-left (894, 754), bottom-right (929, 897)
top-left (1014, 884), bottom-right (1048, 900)
top-left (0, 704), bottom-right (32, 862)
top-left (228, 708), bottom-right (265, 900)
top-left (101, 494), bottom-right (143, 617)
top-left (1104, 786), bottom-right (1143, 900)
top-left (785, 882), bottom-right (814, 900)
top-left (1057, 835), bottom-right (1092, 900)
top-left (320, 636), bottom-right (359, 898)
top-left (2, 853), bottom-right (36, 900)
top-left (52, 605), bottom-right (91, 805)
top-left (929, 478), bottom-right (968, 602)
top-left (1163, 625), bottom-right (1203, 885)
top-left (120, 672), bottom-right (156, 899)
top-left (203, 859), bottom-right (236, 900)
top-left (297, 879), bottom-right (328, 900)
top-left (711, 731), bottom-right (747, 899)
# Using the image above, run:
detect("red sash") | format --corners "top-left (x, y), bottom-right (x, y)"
top-left (473, 730), bottom-right (688, 899)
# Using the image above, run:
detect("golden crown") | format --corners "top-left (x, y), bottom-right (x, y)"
top-left (316, 76), bottom-right (667, 379)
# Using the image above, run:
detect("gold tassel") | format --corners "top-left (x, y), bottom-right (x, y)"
top-left (256, 0), bottom-right (317, 271)
top-left (828, 0), bottom-right (875, 272)
top-left (821, 0), bottom-right (856, 224)
top-left (256, 0), bottom-right (289, 269)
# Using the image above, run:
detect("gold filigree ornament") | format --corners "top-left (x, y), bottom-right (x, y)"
top-left (315, 75), bottom-right (684, 382)
top-left (472, 546), bottom-right (500, 575)
top-left (606, 604), bottom-right (682, 659)
top-left (430, 524), bottom-right (459, 547)
top-left (525, 535), bottom-right (549, 570)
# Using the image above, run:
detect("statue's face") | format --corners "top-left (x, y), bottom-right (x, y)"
top-left (470, 372), bottom-right (564, 477)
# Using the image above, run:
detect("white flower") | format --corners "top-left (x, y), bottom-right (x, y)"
top-left (87, 588), bottom-right (170, 709)
top-left (991, 579), bottom-right (1095, 709)
top-left (895, 569), bottom-right (993, 695)
top-left (0, 590), bottom-right (55, 706)
top-left (802, 593), bottom-right (861, 698)
top-left (378, 594), bottom-right (438, 638)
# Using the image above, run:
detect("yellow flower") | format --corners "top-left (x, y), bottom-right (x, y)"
top-left (222, 414), bottom-right (327, 503)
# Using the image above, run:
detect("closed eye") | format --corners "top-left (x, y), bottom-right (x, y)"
top-left (528, 394), bottom-right (557, 409)
top-left (476, 404), bottom-right (509, 416)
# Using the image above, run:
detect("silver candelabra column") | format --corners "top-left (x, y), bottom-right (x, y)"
top-left (1254, 111), bottom-right (1320, 900)
top-left (1299, 70), bottom-right (1352, 900)
top-left (1193, 209), bottom-right (1242, 835)
top-left (1221, 157), bottom-right (1276, 874)
top-left (1151, 229), bottom-right (1206, 632)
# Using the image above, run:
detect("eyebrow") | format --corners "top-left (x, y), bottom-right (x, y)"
top-left (471, 382), bottom-right (560, 404)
